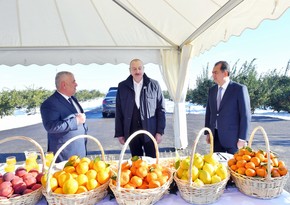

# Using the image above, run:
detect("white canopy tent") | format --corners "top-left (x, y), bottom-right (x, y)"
top-left (0, 0), bottom-right (289, 148)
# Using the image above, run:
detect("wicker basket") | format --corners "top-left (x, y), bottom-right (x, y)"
top-left (0, 136), bottom-right (45, 205)
top-left (109, 130), bottom-right (173, 205)
top-left (174, 127), bottom-right (230, 204)
top-left (42, 135), bottom-right (110, 205)
top-left (230, 126), bottom-right (289, 199)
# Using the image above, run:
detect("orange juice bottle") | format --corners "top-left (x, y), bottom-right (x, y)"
top-left (4, 156), bottom-right (16, 172)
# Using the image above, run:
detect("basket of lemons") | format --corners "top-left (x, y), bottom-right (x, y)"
top-left (42, 135), bottom-right (111, 205)
top-left (228, 126), bottom-right (289, 199)
top-left (173, 127), bottom-right (230, 204)
top-left (109, 130), bottom-right (173, 205)
top-left (0, 136), bottom-right (45, 205)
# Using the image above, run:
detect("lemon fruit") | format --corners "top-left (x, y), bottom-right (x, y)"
top-left (199, 170), bottom-right (211, 184)
top-left (211, 175), bottom-right (222, 184)
top-left (86, 169), bottom-right (97, 180)
top-left (58, 172), bottom-right (72, 187)
top-left (194, 154), bottom-right (204, 169)
top-left (194, 178), bottom-right (204, 186)
top-left (216, 164), bottom-right (228, 180)
top-left (86, 178), bottom-right (99, 191)
top-left (176, 167), bottom-right (184, 179)
top-left (203, 163), bottom-right (216, 176)
top-left (93, 160), bottom-right (106, 172)
top-left (180, 157), bottom-right (190, 170)
top-left (191, 166), bottom-right (199, 181)
top-left (63, 178), bottom-right (78, 194)
top-left (204, 153), bottom-right (219, 166)
top-left (76, 185), bottom-right (88, 194)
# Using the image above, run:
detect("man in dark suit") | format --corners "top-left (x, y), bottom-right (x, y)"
top-left (205, 61), bottom-right (251, 154)
top-left (40, 71), bottom-right (88, 162)
top-left (115, 59), bottom-right (166, 158)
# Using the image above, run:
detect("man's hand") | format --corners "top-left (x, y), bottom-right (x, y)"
top-left (155, 133), bottom-right (162, 144)
top-left (206, 134), bottom-right (211, 144)
top-left (237, 139), bottom-right (247, 149)
top-left (118, 136), bottom-right (125, 145)
top-left (76, 113), bottom-right (86, 124)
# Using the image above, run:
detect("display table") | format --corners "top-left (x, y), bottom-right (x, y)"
top-left (37, 187), bottom-right (290, 205)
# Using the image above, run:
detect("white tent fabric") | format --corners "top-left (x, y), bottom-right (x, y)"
top-left (0, 0), bottom-right (290, 148)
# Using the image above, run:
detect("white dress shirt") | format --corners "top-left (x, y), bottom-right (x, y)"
top-left (133, 79), bottom-right (143, 109)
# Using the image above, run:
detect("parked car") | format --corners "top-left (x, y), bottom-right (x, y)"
top-left (102, 89), bottom-right (117, 117)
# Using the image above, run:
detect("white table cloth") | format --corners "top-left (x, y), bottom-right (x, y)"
top-left (37, 187), bottom-right (290, 205)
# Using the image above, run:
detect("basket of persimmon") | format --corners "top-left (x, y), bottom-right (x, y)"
top-left (42, 135), bottom-right (111, 205)
top-left (228, 126), bottom-right (289, 199)
top-left (0, 136), bottom-right (45, 205)
top-left (173, 127), bottom-right (230, 204)
top-left (109, 130), bottom-right (173, 205)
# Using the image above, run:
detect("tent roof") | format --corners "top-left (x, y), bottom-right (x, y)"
top-left (0, 0), bottom-right (289, 66)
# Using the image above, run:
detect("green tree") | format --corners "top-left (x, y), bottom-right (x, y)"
top-left (0, 89), bottom-right (18, 118)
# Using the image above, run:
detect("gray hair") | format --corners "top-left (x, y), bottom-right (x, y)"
top-left (55, 71), bottom-right (73, 88)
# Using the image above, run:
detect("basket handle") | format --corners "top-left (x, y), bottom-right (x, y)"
top-left (248, 126), bottom-right (271, 180)
top-left (0, 136), bottom-right (45, 173)
top-left (116, 130), bottom-right (159, 190)
top-left (189, 127), bottom-right (214, 185)
top-left (46, 134), bottom-right (105, 194)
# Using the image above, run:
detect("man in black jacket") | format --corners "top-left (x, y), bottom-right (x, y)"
top-left (114, 59), bottom-right (166, 158)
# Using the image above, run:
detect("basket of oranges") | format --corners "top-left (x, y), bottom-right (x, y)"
top-left (109, 130), bottom-right (173, 205)
top-left (173, 127), bottom-right (230, 204)
top-left (228, 126), bottom-right (289, 199)
top-left (42, 135), bottom-right (111, 205)
top-left (0, 136), bottom-right (45, 205)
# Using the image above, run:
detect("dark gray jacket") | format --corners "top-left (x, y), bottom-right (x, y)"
top-left (114, 73), bottom-right (166, 141)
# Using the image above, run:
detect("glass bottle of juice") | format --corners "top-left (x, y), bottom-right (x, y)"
top-left (4, 156), bottom-right (16, 172)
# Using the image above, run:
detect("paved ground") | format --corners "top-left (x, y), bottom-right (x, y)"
top-left (0, 108), bottom-right (289, 192)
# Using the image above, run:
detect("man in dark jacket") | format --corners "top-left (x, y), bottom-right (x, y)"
top-left (115, 59), bottom-right (166, 158)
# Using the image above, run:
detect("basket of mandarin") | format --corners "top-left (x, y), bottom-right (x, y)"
top-left (109, 130), bottom-right (173, 205)
top-left (228, 126), bottom-right (289, 199)
top-left (42, 135), bottom-right (111, 205)
top-left (0, 136), bottom-right (45, 205)
top-left (174, 127), bottom-right (230, 204)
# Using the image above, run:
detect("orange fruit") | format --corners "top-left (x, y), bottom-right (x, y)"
top-left (242, 155), bottom-right (251, 162)
top-left (271, 168), bottom-right (281, 177)
top-left (278, 166), bottom-right (288, 176)
top-left (93, 160), bottom-right (106, 172)
top-left (138, 181), bottom-right (149, 189)
top-left (278, 160), bottom-right (286, 168)
top-left (63, 166), bottom-right (75, 173)
top-left (255, 153), bottom-right (266, 162)
top-left (130, 176), bottom-right (143, 187)
top-left (76, 162), bottom-right (89, 175)
top-left (250, 157), bottom-right (261, 167)
top-left (237, 148), bottom-right (246, 156)
top-left (146, 172), bottom-right (158, 183)
top-left (63, 178), bottom-right (78, 194)
top-left (256, 167), bottom-right (267, 178)
top-left (245, 162), bottom-right (255, 170)
top-left (57, 172), bottom-right (72, 187)
top-left (148, 180), bottom-right (161, 188)
top-left (121, 161), bottom-right (131, 170)
top-left (86, 169), bottom-right (97, 180)
top-left (86, 178), bottom-right (99, 190)
top-left (97, 169), bottom-right (111, 184)
top-left (245, 168), bottom-right (256, 177)
top-left (133, 158), bottom-right (148, 168)
top-left (158, 175), bottom-right (168, 186)
top-left (271, 157), bottom-right (279, 167)
top-left (237, 167), bottom-right (246, 175)
top-left (80, 157), bottom-right (91, 164)
top-left (227, 158), bottom-right (237, 167)
top-left (76, 185), bottom-right (88, 194)
top-left (230, 164), bottom-right (238, 171)
top-left (53, 170), bottom-right (65, 179)
top-left (136, 166), bottom-right (148, 179)
top-left (53, 187), bottom-right (63, 194)
top-left (68, 155), bottom-right (80, 167)
top-left (76, 174), bottom-right (88, 186)
top-left (236, 160), bottom-right (247, 168)
top-left (120, 171), bottom-right (130, 186)
top-left (123, 183), bottom-right (135, 189)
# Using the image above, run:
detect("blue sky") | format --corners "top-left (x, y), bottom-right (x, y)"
top-left (1, 9), bottom-right (290, 93)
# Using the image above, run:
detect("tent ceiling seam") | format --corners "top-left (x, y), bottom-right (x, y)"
top-left (113, 0), bottom-right (178, 50)
top-left (180, 0), bottom-right (244, 48)
top-left (53, 0), bottom-right (70, 45)
top-left (16, 0), bottom-right (22, 46)
top-left (163, 0), bottom-right (197, 29)
top-left (90, 0), bottom-right (117, 46)
top-left (0, 46), bottom-right (173, 50)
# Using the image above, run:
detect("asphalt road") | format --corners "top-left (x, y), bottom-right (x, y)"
top-left (0, 107), bottom-right (289, 191)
